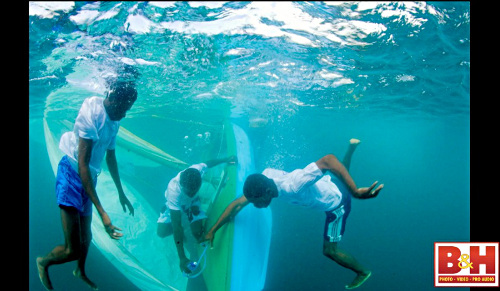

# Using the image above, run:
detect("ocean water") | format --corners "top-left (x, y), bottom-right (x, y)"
top-left (29, 2), bottom-right (470, 291)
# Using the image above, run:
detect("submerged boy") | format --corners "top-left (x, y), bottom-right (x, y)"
top-left (156, 156), bottom-right (237, 274)
top-left (36, 80), bottom-right (137, 290)
top-left (203, 139), bottom-right (383, 289)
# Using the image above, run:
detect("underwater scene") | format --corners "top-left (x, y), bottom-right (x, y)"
top-left (29, 2), bottom-right (470, 291)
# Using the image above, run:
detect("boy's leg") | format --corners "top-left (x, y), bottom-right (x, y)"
top-left (36, 206), bottom-right (82, 290)
top-left (343, 138), bottom-right (360, 171)
top-left (73, 214), bottom-right (98, 290)
top-left (157, 222), bottom-right (173, 238)
top-left (157, 205), bottom-right (173, 238)
top-left (323, 240), bottom-right (371, 289)
top-left (190, 219), bottom-right (205, 242)
top-left (183, 219), bottom-right (205, 261)
top-left (325, 138), bottom-right (372, 289)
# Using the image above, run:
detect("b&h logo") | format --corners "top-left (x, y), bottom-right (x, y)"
top-left (434, 242), bottom-right (499, 287)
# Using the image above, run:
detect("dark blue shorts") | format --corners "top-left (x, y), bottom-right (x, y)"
top-left (55, 156), bottom-right (95, 216)
top-left (324, 193), bottom-right (351, 243)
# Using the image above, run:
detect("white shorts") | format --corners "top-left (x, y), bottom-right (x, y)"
top-left (157, 206), bottom-right (207, 224)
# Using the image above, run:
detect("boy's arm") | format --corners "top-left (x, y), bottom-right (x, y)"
top-left (203, 195), bottom-right (249, 246)
top-left (171, 209), bottom-right (190, 273)
top-left (204, 155), bottom-right (237, 168)
top-left (78, 138), bottom-right (122, 239)
top-left (315, 154), bottom-right (383, 199)
top-left (106, 149), bottom-right (134, 215)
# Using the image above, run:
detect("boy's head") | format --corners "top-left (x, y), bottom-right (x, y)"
top-left (243, 174), bottom-right (278, 208)
top-left (104, 80), bottom-right (137, 121)
top-left (180, 168), bottom-right (202, 198)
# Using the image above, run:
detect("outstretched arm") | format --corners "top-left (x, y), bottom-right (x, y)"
top-left (315, 154), bottom-right (383, 199)
top-left (203, 195), bottom-right (249, 246)
top-left (204, 155), bottom-right (237, 168)
top-left (78, 138), bottom-right (122, 239)
top-left (106, 149), bottom-right (134, 216)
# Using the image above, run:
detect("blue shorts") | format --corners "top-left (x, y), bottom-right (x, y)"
top-left (324, 193), bottom-right (352, 243)
top-left (55, 156), bottom-right (95, 216)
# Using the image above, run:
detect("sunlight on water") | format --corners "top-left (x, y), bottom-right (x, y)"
top-left (30, 1), bottom-right (469, 122)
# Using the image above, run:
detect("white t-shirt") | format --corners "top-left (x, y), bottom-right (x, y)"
top-left (59, 96), bottom-right (120, 177)
top-left (262, 162), bottom-right (344, 212)
top-left (166, 163), bottom-right (208, 211)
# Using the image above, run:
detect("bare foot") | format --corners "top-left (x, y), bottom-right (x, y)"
top-left (345, 271), bottom-right (371, 289)
top-left (36, 257), bottom-right (53, 290)
top-left (349, 138), bottom-right (361, 146)
top-left (73, 268), bottom-right (99, 290)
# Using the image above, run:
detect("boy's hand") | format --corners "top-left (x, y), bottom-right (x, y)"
top-left (203, 231), bottom-right (215, 248)
top-left (119, 192), bottom-right (135, 216)
top-left (101, 212), bottom-right (123, 239)
top-left (356, 181), bottom-right (384, 199)
top-left (179, 257), bottom-right (191, 274)
top-left (104, 223), bottom-right (123, 239)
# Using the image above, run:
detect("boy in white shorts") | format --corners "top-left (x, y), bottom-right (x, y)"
top-left (157, 156), bottom-right (237, 274)
top-left (203, 139), bottom-right (383, 289)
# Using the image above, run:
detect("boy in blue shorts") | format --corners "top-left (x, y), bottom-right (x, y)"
top-left (36, 80), bottom-right (137, 290)
top-left (204, 139), bottom-right (383, 289)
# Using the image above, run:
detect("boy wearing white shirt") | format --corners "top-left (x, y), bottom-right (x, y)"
top-left (156, 156), bottom-right (237, 274)
top-left (204, 139), bottom-right (383, 290)
top-left (37, 81), bottom-right (137, 290)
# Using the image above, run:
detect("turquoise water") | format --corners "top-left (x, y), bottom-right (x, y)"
top-left (29, 2), bottom-right (470, 291)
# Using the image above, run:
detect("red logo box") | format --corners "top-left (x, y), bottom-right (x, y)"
top-left (435, 242), bottom-right (499, 287)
